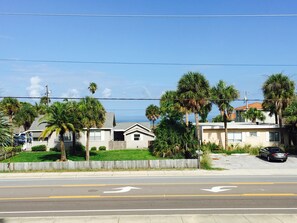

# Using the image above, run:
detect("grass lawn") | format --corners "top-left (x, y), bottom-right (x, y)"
top-left (1, 149), bottom-right (161, 163)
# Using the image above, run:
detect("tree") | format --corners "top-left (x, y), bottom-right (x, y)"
top-left (145, 104), bottom-right (160, 128)
top-left (262, 73), bottom-right (295, 143)
top-left (88, 82), bottom-right (98, 95)
top-left (39, 102), bottom-right (75, 161)
top-left (283, 95), bottom-right (297, 146)
top-left (198, 102), bottom-right (212, 123)
top-left (78, 96), bottom-right (106, 161)
top-left (160, 91), bottom-right (184, 122)
top-left (0, 112), bottom-right (11, 147)
top-left (14, 102), bottom-right (38, 131)
top-left (0, 97), bottom-right (21, 146)
top-left (242, 108), bottom-right (266, 123)
top-left (211, 80), bottom-right (239, 150)
top-left (177, 72), bottom-right (211, 142)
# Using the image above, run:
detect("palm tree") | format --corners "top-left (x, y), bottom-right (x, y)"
top-left (78, 96), bottom-right (106, 161)
top-left (160, 91), bottom-right (184, 122)
top-left (242, 108), bottom-right (266, 123)
top-left (198, 102), bottom-right (212, 123)
top-left (262, 73), bottom-right (295, 143)
top-left (0, 97), bottom-right (21, 146)
top-left (88, 82), bottom-right (98, 95)
top-left (145, 104), bottom-right (160, 128)
top-left (39, 102), bottom-right (75, 161)
top-left (14, 102), bottom-right (38, 131)
top-left (211, 80), bottom-right (239, 150)
top-left (0, 112), bottom-right (11, 147)
top-left (177, 72), bottom-right (211, 142)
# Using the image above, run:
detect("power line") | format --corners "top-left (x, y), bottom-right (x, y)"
top-left (1, 58), bottom-right (297, 67)
top-left (1, 12), bottom-right (297, 18)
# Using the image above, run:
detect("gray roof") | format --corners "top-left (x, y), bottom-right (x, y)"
top-left (114, 122), bottom-right (151, 131)
top-left (28, 113), bottom-right (115, 131)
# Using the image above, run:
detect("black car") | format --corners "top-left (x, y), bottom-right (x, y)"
top-left (259, 146), bottom-right (288, 162)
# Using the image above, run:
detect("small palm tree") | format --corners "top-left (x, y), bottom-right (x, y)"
top-left (145, 104), bottom-right (160, 128)
top-left (0, 97), bottom-right (21, 146)
top-left (14, 102), bottom-right (38, 131)
top-left (88, 82), bottom-right (98, 95)
top-left (78, 96), bottom-right (106, 161)
top-left (242, 108), bottom-right (266, 123)
top-left (211, 80), bottom-right (239, 150)
top-left (39, 102), bottom-right (75, 161)
top-left (0, 112), bottom-right (11, 147)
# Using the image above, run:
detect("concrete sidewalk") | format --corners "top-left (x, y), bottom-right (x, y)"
top-left (2, 214), bottom-right (297, 223)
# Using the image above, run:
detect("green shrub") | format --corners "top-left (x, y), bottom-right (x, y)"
top-left (200, 150), bottom-right (212, 169)
top-left (91, 146), bottom-right (97, 151)
top-left (31, 145), bottom-right (47, 152)
top-left (99, 146), bottom-right (106, 151)
top-left (50, 147), bottom-right (60, 152)
top-left (13, 146), bottom-right (22, 152)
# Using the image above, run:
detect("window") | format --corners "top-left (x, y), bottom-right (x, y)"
top-left (134, 134), bottom-right (140, 141)
top-left (250, 132), bottom-right (257, 137)
top-left (90, 130), bottom-right (101, 141)
top-left (269, 132), bottom-right (280, 142)
top-left (228, 132), bottom-right (242, 142)
top-left (55, 132), bottom-right (72, 142)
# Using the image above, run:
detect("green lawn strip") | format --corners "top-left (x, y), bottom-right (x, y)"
top-left (1, 149), bottom-right (161, 163)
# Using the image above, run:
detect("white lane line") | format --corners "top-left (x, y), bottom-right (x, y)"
top-left (1, 207), bottom-right (297, 214)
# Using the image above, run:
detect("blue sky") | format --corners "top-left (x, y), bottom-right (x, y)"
top-left (0, 0), bottom-right (297, 121)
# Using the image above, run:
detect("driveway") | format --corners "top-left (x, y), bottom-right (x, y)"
top-left (211, 154), bottom-right (297, 169)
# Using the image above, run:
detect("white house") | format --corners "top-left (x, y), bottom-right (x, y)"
top-left (23, 112), bottom-right (155, 151)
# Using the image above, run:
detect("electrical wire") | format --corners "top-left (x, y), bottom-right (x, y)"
top-left (1, 58), bottom-right (297, 67)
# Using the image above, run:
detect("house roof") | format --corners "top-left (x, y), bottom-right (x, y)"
top-left (235, 102), bottom-right (263, 111)
top-left (27, 112), bottom-right (115, 131)
top-left (200, 122), bottom-right (279, 130)
top-left (114, 122), bottom-right (151, 131)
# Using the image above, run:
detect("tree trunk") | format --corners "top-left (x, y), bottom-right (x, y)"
top-left (224, 112), bottom-right (228, 150)
top-left (72, 131), bottom-right (76, 155)
top-left (86, 130), bottom-right (90, 161)
top-left (60, 134), bottom-right (67, 161)
top-left (9, 116), bottom-right (13, 147)
top-left (185, 112), bottom-right (189, 127)
top-left (279, 110), bottom-right (284, 144)
top-left (194, 113), bottom-right (200, 142)
top-left (275, 112), bottom-right (278, 124)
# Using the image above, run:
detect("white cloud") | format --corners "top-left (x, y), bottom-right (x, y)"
top-left (61, 89), bottom-right (80, 99)
top-left (102, 88), bottom-right (112, 98)
top-left (27, 76), bottom-right (43, 97)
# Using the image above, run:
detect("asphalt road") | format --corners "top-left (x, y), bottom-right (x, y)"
top-left (0, 175), bottom-right (297, 217)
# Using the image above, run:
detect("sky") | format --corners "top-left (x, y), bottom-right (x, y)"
top-left (0, 0), bottom-right (297, 122)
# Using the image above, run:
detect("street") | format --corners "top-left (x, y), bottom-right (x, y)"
top-left (1, 175), bottom-right (297, 217)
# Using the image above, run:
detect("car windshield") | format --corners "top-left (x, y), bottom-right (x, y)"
top-left (269, 148), bottom-right (282, 153)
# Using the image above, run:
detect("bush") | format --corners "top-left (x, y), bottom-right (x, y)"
top-left (200, 150), bottom-right (212, 169)
top-left (50, 147), bottom-right (60, 152)
top-left (91, 146), bottom-right (97, 151)
top-left (13, 146), bottom-right (22, 152)
top-left (31, 145), bottom-right (47, 152)
top-left (99, 146), bottom-right (106, 151)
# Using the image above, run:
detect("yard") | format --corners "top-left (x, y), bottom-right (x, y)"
top-left (1, 149), bottom-right (161, 163)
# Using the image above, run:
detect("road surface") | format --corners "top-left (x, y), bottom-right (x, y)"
top-left (0, 175), bottom-right (297, 217)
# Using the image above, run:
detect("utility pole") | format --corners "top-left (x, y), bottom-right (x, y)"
top-left (45, 85), bottom-right (51, 106)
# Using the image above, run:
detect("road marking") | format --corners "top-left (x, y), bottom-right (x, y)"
top-left (1, 207), bottom-right (297, 215)
top-left (201, 186), bottom-right (238, 193)
top-left (1, 193), bottom-right (297, 201)
top-left (103, 186), bottom-right (141, 194)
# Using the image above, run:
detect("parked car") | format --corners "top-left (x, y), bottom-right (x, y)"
top-left (259, 146), bottom-right (288, 162)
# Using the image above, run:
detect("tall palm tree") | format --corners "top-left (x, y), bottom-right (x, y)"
top-left (88, 82), bottom-right (98, 95)
top-left (177, 72), bottom-right (211, 142)
top-left (0, 97), bottom-right (21, 146)
top-left (14, 102), bottom-right (38, 131)
top-left (78, 96), bottom-right (106, 161)
top-left (211, 80), bottom-right (239, 150)
top-left (145, 104), bottom-right (160, 128)
top-left (262, 73), bottom-right (295, 143)
top-left (39, 102), bottom-right (75, 161)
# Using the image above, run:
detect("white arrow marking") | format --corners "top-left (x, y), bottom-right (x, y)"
top-left (103, 186), bottom-right (141, 194)
top-left (201, 186), bottom-right (238, 193)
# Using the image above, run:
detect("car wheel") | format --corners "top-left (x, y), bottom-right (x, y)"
top-left (267, 156), bottom-right (271, 162)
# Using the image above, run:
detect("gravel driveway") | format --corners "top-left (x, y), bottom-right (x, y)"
top-left (211, 154), bottom-right (297, 169)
